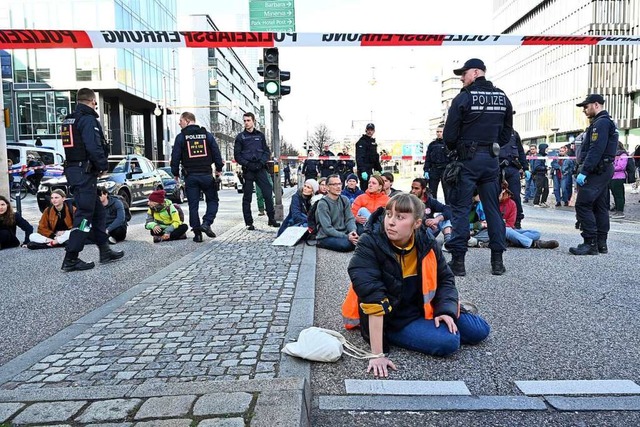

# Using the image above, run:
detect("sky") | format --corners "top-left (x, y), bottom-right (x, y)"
top-left (185, 0), bottom-right (499, 150)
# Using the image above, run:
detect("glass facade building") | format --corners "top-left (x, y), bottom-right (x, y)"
top-left (1, 0), bottom-right (178, 160)
top-left (492, 0), bottom-right (640, 148)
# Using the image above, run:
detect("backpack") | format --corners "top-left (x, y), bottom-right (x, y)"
top-left (112, 195), bottom-right (132, 222)
top-left (306, 196), bottom-right (346, 238)
top-left (169, 203), bottom-right (185, 223)
top-left (625, 154), bottom-right (636, 184)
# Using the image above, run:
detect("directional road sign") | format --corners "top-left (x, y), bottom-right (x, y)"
top-left (249, 0), bottom-right (296, 32)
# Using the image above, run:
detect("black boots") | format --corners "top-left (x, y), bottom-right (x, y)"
top-left (200, 224), bottom-right (216, 238)
top-left (491, 251), bottom-right (506, 275)
top-left (268, 218), bottom-right (281, 227)
top-left (597, 238), bottom-right (608, 254)
top-left (447, 255), bottom-right (466, 277)
top-left (532, 240), bottom-right (560, 249)
top-left (569, 238), bottom-right (598, 255)
top-left (193, 229), bottom-right (203, 243)
top-left (61, 252), bottom-right (95, 272)
top-left (99, 244), bottom-right (124, 263)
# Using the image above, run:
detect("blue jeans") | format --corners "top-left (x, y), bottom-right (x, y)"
top-left (426, 219), bottom-right (452, 239)
top-left (505, 227), bottom-right (540, 248)
top-left (316, 235), bottom-right (355, 252)
top-left (386, 313), bottom-right (490, 357)
top-left (553, 174), bottom-right (573, 204)
top-left (524, 177), bottom-right (536, 201)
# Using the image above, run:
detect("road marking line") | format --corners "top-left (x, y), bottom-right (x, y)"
top-left (319, 395), bottom-right (547, 411)
top-left (516, 380), bottom-right (640, 395)
top-left (345, 379), bottom-right (471, 395)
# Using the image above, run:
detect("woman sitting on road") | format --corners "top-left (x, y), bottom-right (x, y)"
top-left (0, 195), bottom-right (33, 250)
top-left (351, 175), bottom-right (389, 234)
top-left (28, 189), bottom-right (75, 249)
top-left (145, 190), bottom-right (188, 242)
top-left (348, 193), bottom-right (490, 377)
top-left (277, 179), bottom-right (318, 237)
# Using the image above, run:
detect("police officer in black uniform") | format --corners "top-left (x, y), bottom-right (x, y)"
top-left (60, 88), bottom-right (123, 272)
top-left (171, 111), bottom-right (224, 242)
top-left (499, 117), bottom-right (529, 229)
top-left (443, 58), bottom-right (513, 276)
top-left (570, 94), bottom-right (617, 255)
top-left (423, 124), bottom-right (450, 203)
top-left (319, 144), bottom-right (337, 178)
top-left (233, 112), bottom-right (280, 230)
top-left (302, 151), bottom-right (319, 180)
top-left (355, 123), bottom-right (382, 192)
top-left (337, 146), bottom-right (355, 185)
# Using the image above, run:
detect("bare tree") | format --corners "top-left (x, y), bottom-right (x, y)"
top-left (280, 137), bottom-right (299, 158)
top-left (308, 123), bottom-right (336, 153)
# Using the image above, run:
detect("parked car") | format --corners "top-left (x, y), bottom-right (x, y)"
top-left (221, 171), bottom-right (237, 189)
top-left (7, 142), bottom-right (65, 182)
top-left (158, 167), bottom-right (185, 204)
top-left (37, 154), bottom-right (164, 212)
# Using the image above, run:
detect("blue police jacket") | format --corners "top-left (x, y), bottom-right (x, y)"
top-left (171, 124), bottom-right (223, 177)
top-left (443, 76), bottom-right (513, 151)
top-left (233, 128), bottom-right (271, 168)
top-left (579, 110), bottom-right (618, 175)
top-left (63, 103), bottom-right (109, 170)
top-left (499, 130), bottom-right (527, 169)
top-left (424, 138), bottom-right (449, 172)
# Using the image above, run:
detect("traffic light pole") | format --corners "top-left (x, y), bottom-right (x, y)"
top-left (271, 98), bottom-right (283, 221)
top-left (0, 82), bottom-right (9, 200)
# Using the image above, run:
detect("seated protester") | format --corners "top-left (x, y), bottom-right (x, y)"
top-left (99, 187), bottom-right (128, 243)
top-left (144, 189), bottom-right (188, 242)
top-left (499, 185), bottom-right (559, 249)
top-left (381, 172), bottom-right (402, 197)
top-left (277, 179), bottom-right (318, 237)
top-left (409, 178), bottom-right (452, 246)
top-left (0, 195), bottom-right (33, 249)
top-left (351, 175), bottom-right (390, 235)
top-left (348, 194), bottom-right (490, 376)
top-left (311, 176), bottom-right (329, 205)
top-left (469, 192), bottom-right (489, 247)
top-left (316, 174), bottom-right (359, 252)
top-left (28, 189), bottom-right (74, 249)
top-left (341, 173), bottom-right (364, 204)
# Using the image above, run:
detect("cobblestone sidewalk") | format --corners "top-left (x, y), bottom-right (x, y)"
top-left (0, 220), bottom-right (312, 426)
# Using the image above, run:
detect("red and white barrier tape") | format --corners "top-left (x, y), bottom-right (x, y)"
top-left (2, 30), bottom-right (640, 49)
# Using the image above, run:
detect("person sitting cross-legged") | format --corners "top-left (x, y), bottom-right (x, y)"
top-left (351, 175), bottom-right (389, 235)
top-left (277, 179), bottom-right (318, 237)
top-left (28, 189), bottom-right (75, 249)
top-left (99, 187), bottom-right (128, 243)
top-left (144, 190), bottom-right (188, 242)
top-left (499, 185), bottom-right (559, 249)
top-left (409, 178), bottom-right (453, 248)
top-left (315, 174), bottom-right (359, 252)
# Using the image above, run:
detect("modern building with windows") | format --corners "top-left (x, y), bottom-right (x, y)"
top-left (491, 0), bottom-right (640, 149)
top-left (178, 14), bottom-right (263, 166)
top-left (1, 0), bottom-right (178, 161)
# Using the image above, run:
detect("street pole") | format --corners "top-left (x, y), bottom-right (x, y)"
top-left (0, 82), bottom-right (9, 200)
top-left (163, 76), bottom-right (169, 164)
top-left (271, 98), bottom-right (283, 221)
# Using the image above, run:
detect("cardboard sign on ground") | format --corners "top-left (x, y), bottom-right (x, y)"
top-left (272, 226), bottom-right (307, 246)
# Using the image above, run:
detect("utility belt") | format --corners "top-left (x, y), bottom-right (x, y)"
top-left (587, 157), bottom-right (614, 175)
top-left (456, 141), bottom-right (500, 160)
top-left (499, 158), bottom-right (523, 170)
top-left (64, 160), bottom-right (99, 175)
top-left (432, 163), bottom-right (447, 169)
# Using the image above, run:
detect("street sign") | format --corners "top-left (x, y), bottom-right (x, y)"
top-left (249, 0), bottom-right (295, 32)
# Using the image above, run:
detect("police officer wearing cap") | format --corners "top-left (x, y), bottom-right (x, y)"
top-left (443, 58), bottom-right (513, 276)
top-left (570, 94), bottom-right (617, 255)
top-left (423, 124), bottom-right (450, 203)
top-left (234, 112), bottom-right (280, 230)
top-left (499, 114), bottom-right (528, 229)
top-left (171, 111), bottom-right (224, 242)
top-left (355, 123), bottom-right (382, 192)
top-left (59, 88), bottom-right (123, 272)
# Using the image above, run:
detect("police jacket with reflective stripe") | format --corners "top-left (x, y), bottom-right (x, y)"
top-left (348, 207), bottom-right (458, 341)
top-left (63, 103), bottom-right (109, 170)
top-left (443, 76), bottom-right (513, 151)
top-left (171, 125), bottom-right (223, 176)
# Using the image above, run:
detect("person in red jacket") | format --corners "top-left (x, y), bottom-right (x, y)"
top-left (499, 186), bottom-right (559, 249)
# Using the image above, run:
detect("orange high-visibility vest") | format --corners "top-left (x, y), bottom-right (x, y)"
top-left (342, 250), bottom-right (440, 329)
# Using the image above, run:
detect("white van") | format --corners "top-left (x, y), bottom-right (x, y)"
top-left (7, 143), bottom-right (65, 180)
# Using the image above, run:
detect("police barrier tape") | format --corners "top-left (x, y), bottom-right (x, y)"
top-left (279, 155), bottom-right (640, 162)
top-left (3, 30), bottom-right (640, 49)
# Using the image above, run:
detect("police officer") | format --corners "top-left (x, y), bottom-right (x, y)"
top-left (443, 58), bottom-right (513, 276)
top-left (355, 123), bottom-right (382, 192)
top-left (570, 94), bottom-right (618, 255)
top-left (171, 112), bottom-right (224, 242)
top-left (337, 146), bottom-right (355, 185)
top-left (319, 144), bottom-right (337, 178)
top-left (302, 151), bottom-right (319, 180)
top-left (60, 88), bottom-right (123, 272)
top-left (233, 112), bottom-right (280, 230)
top-left (499, 117), bottom-right (529, 229)
top-left (423, 124), bottom-right (450, 203)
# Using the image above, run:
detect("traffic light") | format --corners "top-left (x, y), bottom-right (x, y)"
top-left (418, 141), bottom-right (424, 154)
top-left (256, 48), bottom-right (291, 99)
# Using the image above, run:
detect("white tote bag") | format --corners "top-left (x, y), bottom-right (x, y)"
top-left (282, 327), bottom-right (382, 362)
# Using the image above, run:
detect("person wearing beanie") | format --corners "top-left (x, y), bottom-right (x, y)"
top-left (341, 173), bottom-right (364, 204)
top-left (276, 179), bottom-right (317, 237)
top-left (145, 190), bottom-right (188, 242)
top-left (28, 189), bottom-right (75, 249)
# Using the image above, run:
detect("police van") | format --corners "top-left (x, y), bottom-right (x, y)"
top-left (6, 142), bottom-right (65, 180)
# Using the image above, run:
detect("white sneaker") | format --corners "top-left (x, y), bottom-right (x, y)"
top-left (539, 202), bottom-right (550, 208)
top-left (467, 237), bottom-right (478, 247)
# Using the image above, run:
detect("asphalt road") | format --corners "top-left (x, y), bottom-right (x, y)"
top-left (311, 186), bottom-right (640, 426)
top-left (0, 188), bottom-right (251, 366)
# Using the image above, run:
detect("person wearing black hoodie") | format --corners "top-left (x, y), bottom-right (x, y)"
top-left (348, 193), bottom-right (490, 377)
top-left (532, 143), bottom-right (550, 208)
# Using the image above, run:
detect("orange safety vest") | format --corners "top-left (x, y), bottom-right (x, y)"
top-left (342, 250), bottom-right (442, 329)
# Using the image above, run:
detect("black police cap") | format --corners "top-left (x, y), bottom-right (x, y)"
top-left (576, 94), bottom-right (605, 107)
top-left (453, 58), bottom-right (486, 76)
top-left (366, 123), bottom-right (375, 130)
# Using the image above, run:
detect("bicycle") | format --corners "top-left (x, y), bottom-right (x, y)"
top-left (9, 173), bottom-right (39, 201)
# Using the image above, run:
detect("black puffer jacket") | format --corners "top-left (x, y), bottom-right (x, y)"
top-left (347, 207), bottom-right (458, 345)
